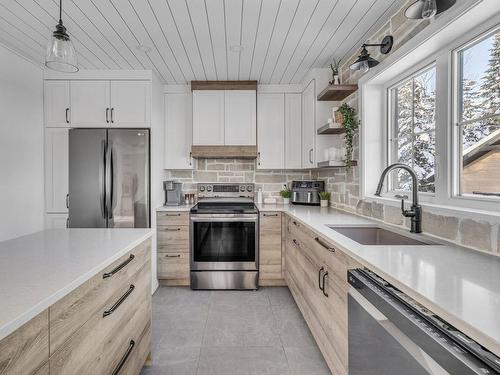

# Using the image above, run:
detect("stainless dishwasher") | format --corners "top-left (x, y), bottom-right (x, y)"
top-left (348, 269), bottom-right (500, 374)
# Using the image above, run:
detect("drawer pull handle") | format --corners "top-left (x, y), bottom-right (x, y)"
top-left (111, 339), bottom-right (135, 375)
top-left (103, 255), bottom-right (135, 279)
top-left (315, 237), bottom-right (335, 252)
top-left (318, 266), bottom-right (324, 290)
top-left (292, 220), bottom-right (298, 226)
top-left (322, 271), bottom-right (329, 297)
top-left (263, 213), bottom-right (279, 217)
top-left (292, 239), bottom-right (300, 248)
top-left (165, 213), bottom-right (181, 217)
top-left (103, 285), bottom-right (135, 317)
top-left (165, 254), bottom-right (181, 258)
top-left (164, 227), bottom-right (181, 231)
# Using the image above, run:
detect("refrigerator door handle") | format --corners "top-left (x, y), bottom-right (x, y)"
top-left (99, 140), bottom-right (106, 219)
top-left (106, 144), bottom-right (115, 220)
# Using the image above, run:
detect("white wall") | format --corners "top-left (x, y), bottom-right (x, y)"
top-left (0, 44), bottom-right (44, 241)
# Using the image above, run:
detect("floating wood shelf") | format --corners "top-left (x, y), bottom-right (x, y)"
top-left (317, 160), bottom-right (357, 168)
top-left (317, 84), bottom-right (358, 101)
top-left (317, 123), bottom-right (345, 135)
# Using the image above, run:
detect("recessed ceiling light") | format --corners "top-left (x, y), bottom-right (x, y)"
top-left (229, 45), bottom-right (243, 53)
top-left (136, 45), bottom-right (152, 53)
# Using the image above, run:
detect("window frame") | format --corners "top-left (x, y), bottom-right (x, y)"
top-left (362, 10), bottom-right (500, 215)
top-left (387, 63), bottom-right (437, 195)
top-left (451, 26), bottom-right (500, 203)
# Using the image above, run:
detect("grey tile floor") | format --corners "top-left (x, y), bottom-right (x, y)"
top-left (140, 286), bottom-right (331, 375)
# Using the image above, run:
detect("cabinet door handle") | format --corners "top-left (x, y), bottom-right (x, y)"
top-left (257, 152), bottom-right (261, 166)
top-left (309, 148), bottom-right (313, 164)
top-left (111, 340), bottom-right (135, 375)
top-left (111, 107), bottom-right (115, 123)
top-left (65, 108), bottom-right (70, 123)
top-left (322, 271), bottom-right (329, 297)
top-left (165, 254), bottom-right (181, 258)
top-left (102, 254), bottom-right (135, 279)
top-left (103, 284), bottom-right (135, 317)
top-left (66, 217), bottom-right (69, 228)
top-left (164, 227), bottom-right (181, 231)
top-left (66, 193), bottom-right (70, 209)
top-left (318, 266), bottom-right (324, 290)
top-left (315, 237), bottom-right (335, 252)
top-left (189, 151), bottom-right (192, 166)
top-left (106, 108), bottom-right (110, 123)
top-left (263, 213), bottom-right (279, 217)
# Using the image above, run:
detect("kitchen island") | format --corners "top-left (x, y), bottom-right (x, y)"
top-left (0, 228), bottom-right (153, 375)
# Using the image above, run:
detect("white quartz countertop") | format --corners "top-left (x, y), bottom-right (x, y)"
top-left (257, 204), bottom-right (500, 356)
top-left (0, 228), bottom-right (153, 341)
top-left (156, 204), bottom-right (194, 212)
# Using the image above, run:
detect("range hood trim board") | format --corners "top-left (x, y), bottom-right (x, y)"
top-left (191, 145), bottom-right (258, 159)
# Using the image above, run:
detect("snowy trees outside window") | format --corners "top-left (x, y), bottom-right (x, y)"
top-left (390, 66), bottom-right (436, 193)
top-left (457, 30), bottom-right (500, 198)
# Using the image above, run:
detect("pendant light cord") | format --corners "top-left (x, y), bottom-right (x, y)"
top-left (59, 0), bottom-right (62, 24)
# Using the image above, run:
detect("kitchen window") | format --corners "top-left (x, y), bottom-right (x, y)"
top-left (454, 28), bottom-right (500, 200)
top-left (388, 66), bottom-right (436, 193)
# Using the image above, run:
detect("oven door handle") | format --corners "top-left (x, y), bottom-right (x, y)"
top-left (190, 217), bottom-right (258, 223)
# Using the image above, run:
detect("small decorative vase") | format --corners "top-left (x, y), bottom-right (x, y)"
top-left (333, 75), bottom-right (339, 85)
top-left (320, 200), bottom-right (328, 207)
top-left (283, 198), bottom-right (290, 205)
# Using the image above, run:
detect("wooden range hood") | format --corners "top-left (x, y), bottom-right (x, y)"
top-left (190, 145), bottom-right (258, 159)
top-left (191, 80), bottom-right (258, 159)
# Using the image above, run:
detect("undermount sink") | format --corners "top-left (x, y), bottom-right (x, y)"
top-left (328, 225), bottom-right (434, 246)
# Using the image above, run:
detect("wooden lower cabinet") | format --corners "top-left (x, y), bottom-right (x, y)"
top-left (0, 238), bottom-right (152, 375)
top-left (284, 214), bottom-right (360, 375)
top-left (0, 310), bottom-right (49, 375)
top-left (157, 212), bottom-right (190, 286)
top-left (259, 211), bottom-right (285, 286)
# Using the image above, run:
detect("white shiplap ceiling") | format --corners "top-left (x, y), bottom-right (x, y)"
top-left (0, 0), bottom-right (403, 84)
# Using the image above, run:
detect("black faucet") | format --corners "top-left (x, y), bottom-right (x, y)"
top-left (374, 163), bottom-right (422, 233)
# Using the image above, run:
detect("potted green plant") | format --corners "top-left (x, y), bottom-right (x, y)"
top-left (279, 186), bottom-right (292, 204)
top-left (318, 191), bottom-right (330, 207)
top-left (338, 103), bottom-right (358, 168)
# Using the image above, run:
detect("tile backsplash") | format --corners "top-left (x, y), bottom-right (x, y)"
top-left (166, 158), bottom-right (317, 202)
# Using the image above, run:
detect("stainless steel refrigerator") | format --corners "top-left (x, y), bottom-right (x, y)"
top-left (68, 128), bottom-right (150, 228)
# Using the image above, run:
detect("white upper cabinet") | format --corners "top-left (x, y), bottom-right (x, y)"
top-left (257, 93), bottom-right (285, 169)
top-left (70, 81), bottom-right (110, 127)
top-left (224, 90), bottom-right (256, 145)
top-left (44, 81), bottom-right (70, 127)
top-left (302, 80), bottom-right (316, 168)
top-left (192, 90), bottom-right (225, 145)
top-left (110, 81), bottom-right (151, 127)
top-left (285, 93), bottom-right (302, 169)
top-left (165, 92), bottom-right (193, 169)
top-left (45, 128), bottom-right (69, 213)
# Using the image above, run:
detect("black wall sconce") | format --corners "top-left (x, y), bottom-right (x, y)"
top-left (350, 35), bottom-right (394, 73)
top-left (405, 0), bottom-right (456, 19)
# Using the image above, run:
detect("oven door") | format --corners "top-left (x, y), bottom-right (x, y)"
top-left (190, 214), bottom-right (259, 271)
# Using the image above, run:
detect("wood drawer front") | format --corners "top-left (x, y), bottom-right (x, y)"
top-left (50, 259), bottom-right (151, 375)
top-left (0, 310), bottom-right (49, 375)
top-left (49, 239), bottom-right (150, 354)
top-left (157, 252), bottom-right (189, 280)
top-left (259, 212), bottom-right (282, 280)
top-left (157, 212), bottom-right (189, 226)
top-left (157, 225), bottom-right (189, 252)
top-left (289, 219), bottom-right (360, 283)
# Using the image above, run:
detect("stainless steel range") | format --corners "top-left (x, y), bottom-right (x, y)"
top-left (190, 183), bottom-right (259, 290)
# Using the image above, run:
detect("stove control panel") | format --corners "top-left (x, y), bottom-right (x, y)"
top-left (198, 183), bottom-right (254, 198)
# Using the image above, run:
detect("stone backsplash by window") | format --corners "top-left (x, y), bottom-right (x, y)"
top-left (166, 158), bottom-right (317, 202)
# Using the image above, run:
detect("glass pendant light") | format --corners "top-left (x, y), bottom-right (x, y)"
top-left (421, 0), bottom-right (438, 19)
top-left (45, 0), bottom-right (78, 73)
